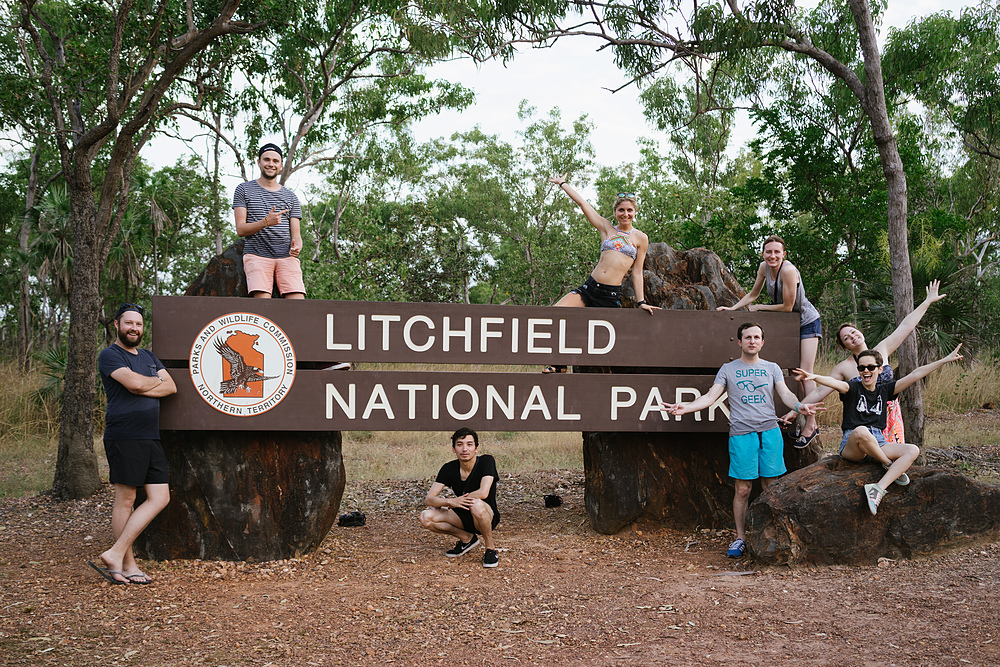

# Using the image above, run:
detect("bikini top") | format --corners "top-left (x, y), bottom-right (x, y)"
top-left (600, 228), bottom-right (637, 259)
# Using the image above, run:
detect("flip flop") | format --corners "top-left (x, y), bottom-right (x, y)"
top-left (542, 365), bottom-right (567, 374)
top-left (88, 560), bottom-right (127, 585)
top-left (126, 573), bottom-right (152, 585)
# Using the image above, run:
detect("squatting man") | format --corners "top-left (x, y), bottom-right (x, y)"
top-left (419, 428), bottom-right (501, 568)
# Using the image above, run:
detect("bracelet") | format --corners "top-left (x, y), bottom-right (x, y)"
top-left (637, 300), bottom-right (647, 307)
top-left (794, 402), bottom-right (802, 413)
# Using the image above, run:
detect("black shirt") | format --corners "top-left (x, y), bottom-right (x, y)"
top-left (435, 454), bottom-right (499, 519)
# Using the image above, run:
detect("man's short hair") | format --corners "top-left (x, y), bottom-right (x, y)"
top-left (857, 349), bottom-right (884, 367)
top-left (451, 428), bottom-right (479, 448)
top-left (258, 143), bottom-right (283, 159)
top-left (737, 321), bottom-right (763, 340)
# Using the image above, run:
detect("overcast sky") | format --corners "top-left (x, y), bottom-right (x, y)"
top-left (407, 0), bottom-right (973, 178)
top-left (138, 0), bottom-right (974, 196)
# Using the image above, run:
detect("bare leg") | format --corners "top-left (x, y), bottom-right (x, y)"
top-left (554, 292), bottom-right (586, 307)
top-left (419, 508), bottom-right (473, 543)
top-left (283, 292), bottom-right (305, 299)
top-left (732, 479), bottom-right (754, 542)
top-left (799, 336), bottom-right (820, 437)
top-left (101, 483), bottom-right (169, 582)
top-left (470, 500), bottom-right (496, 551)
top-left (876, 443), bottom-right (920, 489)
top-left (251, 291), bottom-right (272, 298)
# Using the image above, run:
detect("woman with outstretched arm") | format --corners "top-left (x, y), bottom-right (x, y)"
top-left (793, 343), bottom-right (963, 515)
top-left (789, 280), bottom-right (947, 445)
top-left (543, 175), bottom-right (660, 373)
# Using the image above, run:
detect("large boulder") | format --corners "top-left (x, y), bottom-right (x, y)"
top-left (748, 456), bottom-right (1000, 565)
top-left (584, 430), bottom-right (815, 533)
top-left (136, 431), bottom-right (346, 561)
top-left (622, 244), bottom-right (745, 309)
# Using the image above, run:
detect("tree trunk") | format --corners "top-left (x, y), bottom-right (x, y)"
top-left (17, 147), bottom-right (40, 372)
top-left (52, 168), bottom-right (102, 500)
top-left (849, 0), bottom-right (922, 443)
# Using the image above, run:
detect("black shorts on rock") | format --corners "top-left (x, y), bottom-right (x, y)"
top-left (570, 276), bottom-right (622, 308)
top-left (454, 506), bottom-right (501, 536)
top-left (104, 439), bottom-right (169, 487)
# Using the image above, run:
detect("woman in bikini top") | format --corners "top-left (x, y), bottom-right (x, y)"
top-left (541, 174), bottom-right (660, 373)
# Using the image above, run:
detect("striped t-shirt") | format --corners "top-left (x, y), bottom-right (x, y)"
top-left (232, 180), bottom-right (303, 259)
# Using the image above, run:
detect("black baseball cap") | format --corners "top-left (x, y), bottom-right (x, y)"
top-left (258, 143), bottom-right (283, 159)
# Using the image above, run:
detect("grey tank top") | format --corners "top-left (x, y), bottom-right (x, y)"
top-left (765, 260), bottom-right (820, 328)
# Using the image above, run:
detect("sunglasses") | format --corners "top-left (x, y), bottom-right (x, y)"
top-left (617, 192), bottom-right (636, 199)
top-left (857, 364), bottom-right (880, 372)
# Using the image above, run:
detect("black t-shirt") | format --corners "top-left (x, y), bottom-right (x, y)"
top-left (435, 454), bottom-right (499, 519)
top-left (840, 378), bottom-right (898, 432)
top-left (98, 344), bottom-right (166, 440)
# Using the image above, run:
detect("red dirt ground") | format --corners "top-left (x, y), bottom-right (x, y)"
top-left (1, 465), bottom-right (998, 666)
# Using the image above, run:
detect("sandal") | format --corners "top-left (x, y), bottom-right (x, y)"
top-left (542, 365), bottom-right (567, 374)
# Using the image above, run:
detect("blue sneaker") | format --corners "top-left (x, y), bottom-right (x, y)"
top-left (726, 538), bottom-right (747, 558)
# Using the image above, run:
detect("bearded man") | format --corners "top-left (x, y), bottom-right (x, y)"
top-left (88, 303), bottom-right (176, 585)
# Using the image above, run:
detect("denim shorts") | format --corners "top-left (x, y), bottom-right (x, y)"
top-left (839, 426), bottom-right (887, 456)
top-left (729, 427), bottom-right (786, 480)
top-left (800, 317), bottom-right (822, 340)
top-left (570, 276), bottom-right (621, 308)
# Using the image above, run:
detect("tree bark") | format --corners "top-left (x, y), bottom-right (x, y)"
top-left (52, 170), bottom-right (103, 500)
top-left (17, 147), bottom-right (41, 372)
top-left (848, 0), bottom-right (922, 444)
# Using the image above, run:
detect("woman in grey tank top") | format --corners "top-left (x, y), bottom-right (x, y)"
top-left (717, 235), bottom-right (822, 447)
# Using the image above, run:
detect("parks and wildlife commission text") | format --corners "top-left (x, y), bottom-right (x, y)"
top-left (153, 297), bottom-right (800, 433)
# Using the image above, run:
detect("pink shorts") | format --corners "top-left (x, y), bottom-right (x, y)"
top-left (243, 254), bottom-right (305, 296)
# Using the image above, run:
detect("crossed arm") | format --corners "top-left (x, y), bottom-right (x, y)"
top-left (109, 367), bottom-right (177, 398)
top-left (425, 476), bottom-right (495, 511)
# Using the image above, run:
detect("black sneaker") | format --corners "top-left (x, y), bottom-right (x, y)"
top-left (483, 549), bottom-right (499, 568)
top-left (445, 535), bottom-right (479, 557)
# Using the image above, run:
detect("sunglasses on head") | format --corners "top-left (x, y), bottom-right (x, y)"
top-left (857, 364), bottom-right (880, 372)
top-left (617, 192), bottom-right (636, 199)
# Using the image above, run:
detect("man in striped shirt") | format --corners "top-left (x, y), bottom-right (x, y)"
top-left (233, 143), bottom-right (305, 298)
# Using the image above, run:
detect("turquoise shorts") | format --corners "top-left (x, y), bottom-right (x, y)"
top-left (729, 427), bottom-right (786, 480)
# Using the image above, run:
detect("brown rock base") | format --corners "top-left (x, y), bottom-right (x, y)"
top-left (749, 456), bottom-right (1000, 566)
top-left (583, 430), bottom-right (818, 534)
top-left (135, 430), bottom-right (346, 561)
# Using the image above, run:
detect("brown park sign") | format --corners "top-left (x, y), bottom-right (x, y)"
top-left (152, 296), bottom-right (801, 432)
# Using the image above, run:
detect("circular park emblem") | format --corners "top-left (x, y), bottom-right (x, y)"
top-left (189, 313), bottom-right (296, 416)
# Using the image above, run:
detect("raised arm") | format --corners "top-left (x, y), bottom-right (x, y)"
top-left (875, 280), bottom-right (947, 357)
top-left (549, 174), bottom-right (612, 235)
top-left (717, 262), bottom-right (766, 311)
top-left (775, 379), bottom-right (824, 416)
top-left (893, 344), bottom-right (963, 395)
top-left (793, 368), bottom-right (850, 394)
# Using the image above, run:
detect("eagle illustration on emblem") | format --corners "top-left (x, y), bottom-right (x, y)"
top-left (213, 337), bottom-right (280, 394)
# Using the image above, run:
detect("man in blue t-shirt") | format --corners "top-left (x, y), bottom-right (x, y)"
top-left (88, 303), bottom-right (177, 585)
top-left (233, 143), bottom-right (305, 298)
top-left (419, 428), bottom-right (501, 568)
top-left (662, 322), bottom-right (821, 559)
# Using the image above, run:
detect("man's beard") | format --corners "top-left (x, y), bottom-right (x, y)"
top-left (260, 170), bottom-right (278, 181)
top-left (118, 329), bottom-right (142, 349)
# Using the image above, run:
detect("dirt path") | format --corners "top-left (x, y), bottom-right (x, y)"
top-left (1, 469), bottom-right (998, 666)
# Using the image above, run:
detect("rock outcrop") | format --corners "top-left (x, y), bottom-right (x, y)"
top-left (136, 431), bottom-right (345, 561)
top-left (748, 456), bottom-right (1000, 565)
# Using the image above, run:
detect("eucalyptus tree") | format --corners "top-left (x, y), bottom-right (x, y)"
top-left (451, 0), bottom-right (929, 440)
top-left (5, 0), bottom-right (477, 499)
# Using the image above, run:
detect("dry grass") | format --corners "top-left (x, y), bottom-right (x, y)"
top-left (1, 356), bottom-right (997, 497)
top-left (342, 430), bottom-right (583, 481)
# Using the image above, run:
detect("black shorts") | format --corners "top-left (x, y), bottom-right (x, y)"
top-left (454, 506), bottom-right (500, 536)
top-left (570, 276), bottom-right (622, 308)
top-left (104, 439), bottom-right (169, 487)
